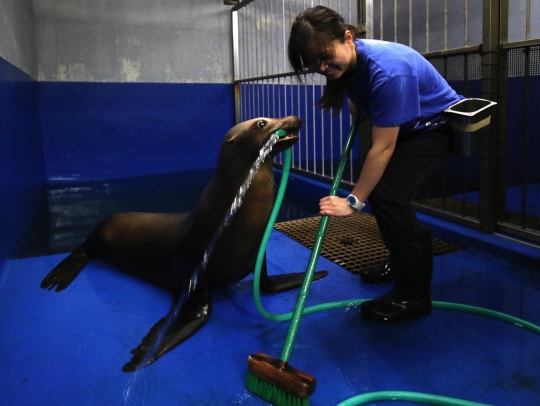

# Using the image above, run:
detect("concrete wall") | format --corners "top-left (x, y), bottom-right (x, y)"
top-left (34, 0), bottom-right (232, 83)
top-left (0, 0), bottom-right (37, 77)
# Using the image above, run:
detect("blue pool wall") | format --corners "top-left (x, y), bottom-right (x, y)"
top-left (0, 56), bottom-right (45, 267)
top-left (40, 82), bottom-right (235, 183)
top-left (0, 55), bottom-right (235, 270)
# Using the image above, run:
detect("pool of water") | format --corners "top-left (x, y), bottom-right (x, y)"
top-left (17, 168), bottom-right (321, 259)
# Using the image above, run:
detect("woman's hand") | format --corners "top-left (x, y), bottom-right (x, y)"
top-left (319, 196), bottom-right (354, 217)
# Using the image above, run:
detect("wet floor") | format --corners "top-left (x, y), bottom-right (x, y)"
top-left (1, 215), bottom-right (540, 405)
top-left (2, 171), bottom-right (539, 405)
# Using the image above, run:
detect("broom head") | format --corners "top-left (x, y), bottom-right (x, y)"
top-left (247, 352), bottom-right (316, 399)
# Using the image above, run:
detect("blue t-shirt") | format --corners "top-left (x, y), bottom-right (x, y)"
top-left (344, 39), bottom-right (464, 133)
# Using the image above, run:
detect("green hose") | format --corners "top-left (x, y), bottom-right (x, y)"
top-left (336, 391), bottom-right (490, 406)
top-left (253, 118), bottom-right (366, 322)
top-left (258, 116), bottom-right (361, 365)
top-left (253, 121), bottom-right (539, 406)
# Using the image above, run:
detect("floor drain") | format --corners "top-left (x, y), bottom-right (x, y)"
top-left (274, 212), bottom-right (464, 274)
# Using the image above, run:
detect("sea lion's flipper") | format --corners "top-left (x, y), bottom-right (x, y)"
top-left (40, 247), bottom-right (90, 292)
top-left (259, 253), bottom-right (329, 293)
top-left (122, 275), bottom-right (212, 372)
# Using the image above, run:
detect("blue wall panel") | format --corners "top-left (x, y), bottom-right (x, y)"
top-left (40, 82), bottom-right (235, 183)
top-left (0, 56), bottom-right (45, 264)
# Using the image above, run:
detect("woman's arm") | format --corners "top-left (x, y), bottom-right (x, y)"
top-left (319, 124), bottom-right (399, 216)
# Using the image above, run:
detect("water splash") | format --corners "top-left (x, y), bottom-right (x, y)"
top-left (124, 131), bottom-right (281, 404)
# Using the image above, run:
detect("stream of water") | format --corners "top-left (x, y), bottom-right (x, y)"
top-left (123, 132), bottom-right (282, 403)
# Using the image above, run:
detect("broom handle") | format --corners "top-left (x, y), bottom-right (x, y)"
top-left (280, 115), bottom-right (360, 363)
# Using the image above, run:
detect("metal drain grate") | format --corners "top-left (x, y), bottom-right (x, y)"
top-left (274, 212), bottom-right (464, 274)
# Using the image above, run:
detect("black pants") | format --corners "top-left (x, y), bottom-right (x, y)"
top-left (368, 125), bottom-right (451, 239)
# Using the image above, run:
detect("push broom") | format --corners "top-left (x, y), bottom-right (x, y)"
top-left (245, 116), bottom-right (361, 406)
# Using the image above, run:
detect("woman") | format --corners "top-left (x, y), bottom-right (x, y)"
top-left (288, 6), bottom-right (464, 322)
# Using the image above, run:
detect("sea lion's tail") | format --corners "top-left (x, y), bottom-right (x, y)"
top-left (40, 247), bottom-right (90, 292)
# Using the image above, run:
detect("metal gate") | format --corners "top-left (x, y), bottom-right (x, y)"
top-left (230, 0), bottom-right (540, 244)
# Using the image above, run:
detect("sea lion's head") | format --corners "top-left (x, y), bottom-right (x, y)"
top-left (220, 116), bottom-right (301, 164)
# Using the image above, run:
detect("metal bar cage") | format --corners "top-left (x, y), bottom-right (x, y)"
top-left (232, 0), bottom-right (360, 186)
top-left (231, 0), bottom-right (540, 243)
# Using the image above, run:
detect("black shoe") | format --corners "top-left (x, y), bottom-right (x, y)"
top-left (360, 289), bottom-right (432, 322)
top-left (359, 257), bottom-right (394, 284)
top-left (361, 225), bottom-right (434, 322)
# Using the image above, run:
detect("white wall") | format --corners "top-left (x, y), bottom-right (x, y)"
top-left (34, 0), bottom-right (233, 83)
top-left (2, 0), bottom-right (233, 83)
top-left (0, 0), bottom-right (37, 77)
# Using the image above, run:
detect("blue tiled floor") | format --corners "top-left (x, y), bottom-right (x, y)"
top-left (1, 219), bottom-right (539, 405)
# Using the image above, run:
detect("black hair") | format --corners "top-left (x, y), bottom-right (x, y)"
top-left (288, 6), bottom-right (360, 112)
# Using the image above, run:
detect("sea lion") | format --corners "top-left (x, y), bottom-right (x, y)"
top-left (40, 116), bottom-right (328, 372)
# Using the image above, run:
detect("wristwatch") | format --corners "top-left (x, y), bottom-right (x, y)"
top-left (346, 194), bottom-right (365, 211)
